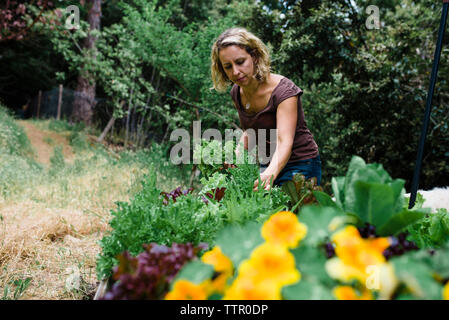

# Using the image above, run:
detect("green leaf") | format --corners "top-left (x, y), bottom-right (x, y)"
top-left (350, 181), bottom-right (395, 227)
top-left (406, 193), bottom-right (425, 210)
top-left (429, 214), bottom-right (448, 244)
top-left (282, 180), bottom-right (300, 205)
top-left (208, 292), bottom-right (224, 300)
top-left (343, 156), bottom-right (369, 210)
top-left (345, 169), bottom-right (388, 210)
top-left (331, 176), bottom-right (345, 208)
top-left (215, 222), bottom-right (264, 269)
top-left (298, 206), bottom-right (344, 246)
top-left (427, 243), bottom-right (449, 279)
top-left (441, 210), bottom-right (449, 233)
top-left (390, 179), bottom-right (406, 213)
top-left (312, 190), bottom-right (342, 211)
top-left (391, 254), bottom-right (443, 300)
top-left (291, 245), bottom-right (335, 286)
top-left (346, 156), bottom-right (367, 180)
top-left (377, 209), bottom-right (426, 236)
top-left (282, 279), bottom-right (335, 300)
top-left (172, 260), bottom-right (214, 286)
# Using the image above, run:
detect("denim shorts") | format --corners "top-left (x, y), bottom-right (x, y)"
top-left (260, 155), bottom-right (322, 187)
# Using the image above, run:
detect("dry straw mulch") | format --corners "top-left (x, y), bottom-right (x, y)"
top-left (0, 200), bottom-right (111, 299)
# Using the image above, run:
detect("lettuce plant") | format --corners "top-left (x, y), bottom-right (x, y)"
top-left (102, 242), bottom-right (208, 300)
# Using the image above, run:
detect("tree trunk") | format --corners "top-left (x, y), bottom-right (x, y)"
top-left (71, 0), bottom-right (102, 126)
top-left (57, 84), bottom-right (63, 120)
top-left (125, 89), bottom-right (134, 148)
top-left (97, 101), bottom-right (124, 143)
top-left (97, 115), bottom-right (115, 143)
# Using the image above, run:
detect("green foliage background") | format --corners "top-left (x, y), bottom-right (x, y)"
top-left (1, 0), bottom-right (448, 191)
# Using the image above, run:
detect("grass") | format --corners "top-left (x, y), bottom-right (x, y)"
top-left (0, 106), bottom-right (194, 299)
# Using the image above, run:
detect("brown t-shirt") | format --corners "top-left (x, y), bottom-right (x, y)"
top-left (230, 77), bottom-right (319, 164)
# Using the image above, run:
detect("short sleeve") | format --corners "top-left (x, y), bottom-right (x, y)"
top-left (273, 78), bottom-right (303, 107)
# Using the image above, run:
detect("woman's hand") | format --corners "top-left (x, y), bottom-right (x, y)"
top-left (223, 161), bottom-right (237, 170)
top-left (253, 172), bottom-right (275, 191)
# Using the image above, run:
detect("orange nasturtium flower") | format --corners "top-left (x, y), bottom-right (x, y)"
top-left (443, 282), bottom-right (449, 300)
top-left (165, 279), bottom-right (208, 300)
top-left (240, 242), bottom-right (300, 285)
top-left (201, 246), bottom-right (233, 274)
top-left (223, 276), bottom-right (282, 300)
top-left (261, 211), bottom-right (307, 248)
top-left (326, 225), bottom-right (391, 283)
top-left (333, 286), bottom-right (373, 300)
top-left (201, 246), bottom-right (233, 293)
top-left (223, 242), bottom-right (300, 300)
top-left (325, 225), bottom-right (399, 299)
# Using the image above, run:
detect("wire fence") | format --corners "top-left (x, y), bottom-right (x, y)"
top-left (21, 86), bottom-right (102, 121)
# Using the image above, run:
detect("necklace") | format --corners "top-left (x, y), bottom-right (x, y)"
top-left (242, 83), bottom-right (260, 110)
top-left (241, 90), bottom-right (251, 110)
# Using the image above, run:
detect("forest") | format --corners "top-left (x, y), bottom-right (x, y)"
top-left (1, 0), bottom-right (448, 191)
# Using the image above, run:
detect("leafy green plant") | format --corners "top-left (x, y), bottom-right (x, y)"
top-left (323, 156), bottom-right (427, 236)
top-left (69, 131), bottom-right (89, 152)
top-left (49, 145), bottom-right (65, 175)
top-left (407, 209), bottom-right (449, 249)
top-left (102, 243), bottom-right (207, 300)
top-left (193, 139), bottom-right (239, 180)
top-left (201, 158), bottom-right (289, 225)
top-left (0, 105), bottom-right (34, 158)
top-left (48, 119), bottom-right (85, 133)
top-left (96, 169), bottom-right (221, 280)
top-left (282, 174), bottom-right (323, 213)
top-left (97, 140), bottom-right (290, 280)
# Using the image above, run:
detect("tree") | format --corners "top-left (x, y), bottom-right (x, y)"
top-left (71, 0), bottom-right (101, 125)
top-left (0, 0), bottom-right (52, 42)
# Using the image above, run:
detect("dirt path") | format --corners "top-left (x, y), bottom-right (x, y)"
top-left (16, 120), bottom-right (75, 165)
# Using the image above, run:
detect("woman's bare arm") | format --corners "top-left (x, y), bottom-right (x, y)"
top-left (253, 95), bottom-right (298, 190)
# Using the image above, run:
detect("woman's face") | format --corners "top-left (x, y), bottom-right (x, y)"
top-left (218, 45), bottom-right (256, 86)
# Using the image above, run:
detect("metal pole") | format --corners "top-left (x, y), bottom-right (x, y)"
top-left (409, 0), bottom-right (448, 209)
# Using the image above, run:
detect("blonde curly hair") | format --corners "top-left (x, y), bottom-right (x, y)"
top-left (210, 28), bottom-right (271, 92)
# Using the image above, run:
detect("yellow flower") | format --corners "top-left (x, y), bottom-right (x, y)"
top-left (326, 226), bottom-right (398, 298)
top-left (333, 226), bottom-right (390, 268)
top-left (201, 246), bottom-right (233, 274)
top-left (326, 257), bottom-right (367, 284)
top-left (328, 226), bottom-right (390, 282)
top-left (239, 242), bottom-right (300, 286)
top-left (222, 242), bottom-right (300, 300)
top-left (443, 282), bottom-right (449, 300)
top-left (223, 276), bottom-right (282, 300)
top-left (165, 279), bottom-right (208, 300)
top-left (201, 246), bottom-right (234, 293)
top-left (261, 211), bottom-right (307, 248)
top-left (333, 286), bottom-right (373, 300)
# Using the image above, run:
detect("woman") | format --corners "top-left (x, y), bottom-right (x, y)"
top-left (210, 27), bottom-right (321, 190)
